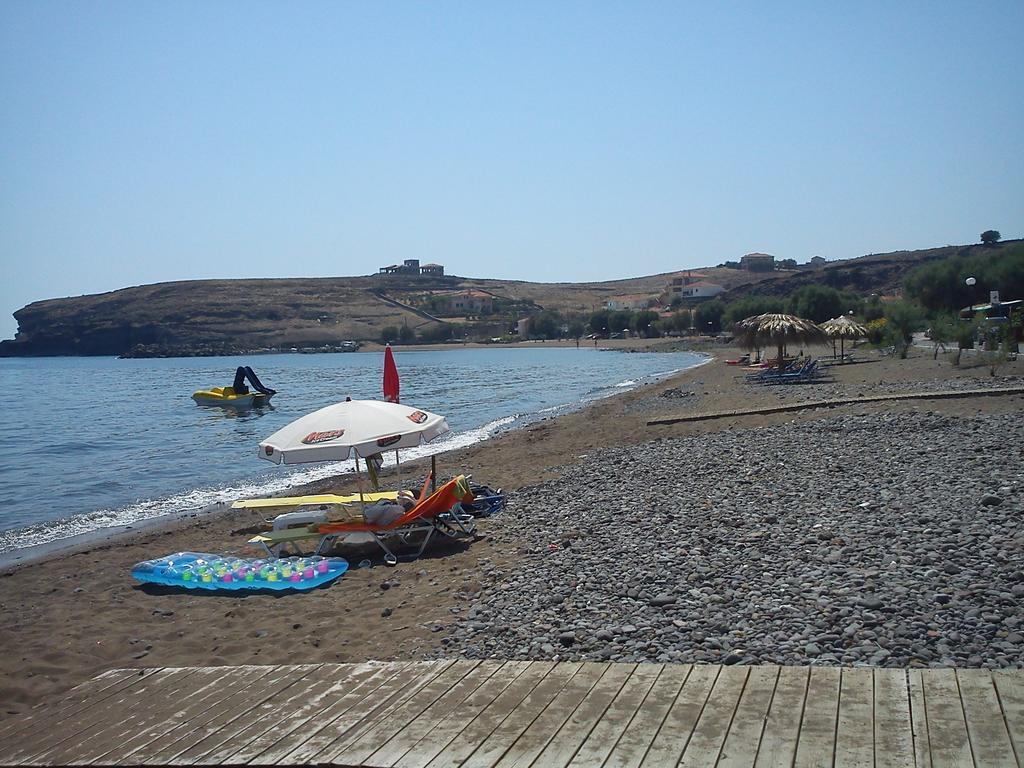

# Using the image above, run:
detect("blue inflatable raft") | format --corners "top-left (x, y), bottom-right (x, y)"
top-left (131, 551), bottom-right (348, 591)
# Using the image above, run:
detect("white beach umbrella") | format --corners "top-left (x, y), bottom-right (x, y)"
top-left (258, 399), bottom-right (449, 465)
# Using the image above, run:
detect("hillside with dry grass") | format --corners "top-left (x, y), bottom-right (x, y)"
top-left (2, 241), bottom-right (1014, 356)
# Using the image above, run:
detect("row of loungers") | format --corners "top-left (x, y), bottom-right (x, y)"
top-left (745, 358), bottom-right (831, 385)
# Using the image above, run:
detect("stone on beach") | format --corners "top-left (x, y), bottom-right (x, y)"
top-left (436, 411), bottom-right (1023, 670)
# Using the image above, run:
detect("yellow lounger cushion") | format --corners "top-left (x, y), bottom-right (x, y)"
top-left (232, 491), bottom-right (399, 510)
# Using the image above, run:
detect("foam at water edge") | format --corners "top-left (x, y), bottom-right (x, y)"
top-left (0, 414), bottom-right (519, 554)
top-left (0, 355), bottom-right (706, 553)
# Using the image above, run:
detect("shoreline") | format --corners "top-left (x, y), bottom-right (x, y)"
top-left (0, 340), bottom-right (708, 572)
top-left (1, 345), bottom-right (1021, 717)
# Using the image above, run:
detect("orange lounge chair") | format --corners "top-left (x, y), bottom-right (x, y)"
top-left (248, 475), bottom-right (477, 565)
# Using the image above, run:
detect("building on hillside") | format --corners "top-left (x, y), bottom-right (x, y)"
top-left (379, 259), bottom-right (445, 276)
top-left (741, 252), bottom-right (775, 272)
top-left (669, 271), bottom-right (709, 290)
top-left (605, 295), bottom-right (658, 311)
top-left (672, 281), bottom-right (725, 300)
top-left (809, 255), bottom-right (827, 267)
top-left (441, 290), bottom-right (493, 315)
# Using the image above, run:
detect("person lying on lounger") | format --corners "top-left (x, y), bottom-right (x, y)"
top-left (362, 489), bottom-right (416, 526)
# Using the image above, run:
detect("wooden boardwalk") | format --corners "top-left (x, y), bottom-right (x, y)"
top-left (0, 661), bottom-right (1020, 767)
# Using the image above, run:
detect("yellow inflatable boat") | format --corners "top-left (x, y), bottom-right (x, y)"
top-left (193, 366), bottom-right (276, 408)
top-left (191, 386), bottom-right (273, 407)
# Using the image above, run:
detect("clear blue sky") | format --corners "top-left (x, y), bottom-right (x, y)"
top-left (2, 1), bottom-right (1022, 339)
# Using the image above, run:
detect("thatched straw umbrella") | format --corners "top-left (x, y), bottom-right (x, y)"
top-left (820, 315), bottom-right (868, 360)
top-left (732, 313), bottom-right (827, 371)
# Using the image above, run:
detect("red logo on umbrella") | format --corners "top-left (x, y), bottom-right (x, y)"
top-left (301, 429), bottom-right (345, 445)
top-left (264, 446), bottom-right (274, 456)
top-left (407, 411), bottom-right (428, 424)
top-left (377, 435), bottom-right (401, 447)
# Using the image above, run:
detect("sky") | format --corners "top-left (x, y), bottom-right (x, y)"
top-left (2, 1), bottom-right (1022, 340)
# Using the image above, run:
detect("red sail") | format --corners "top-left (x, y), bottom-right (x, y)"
top-left (383, 344), bottom-right (400, 403)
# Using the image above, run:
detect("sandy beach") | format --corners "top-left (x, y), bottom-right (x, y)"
top-left (1, 341), bottom-right (1022, 718)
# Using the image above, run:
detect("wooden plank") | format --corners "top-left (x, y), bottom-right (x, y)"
top-left (992, 670), bottom-right (1024, 765)
top-left (232, 660), bottom-right (417, 764)
top-left (957, 669), bottom-right (1017, 767)
top-left (603, 663), bottom-right (691, 767)
top-left (135, 664), bottom-right (317, 765)
top-left (873, 668), bottom-right (914, 768)
top-left (87, 664), bottom-right (283, 764)
top-left (640, 664), bottom-right (719, 768)
top-left (793, 666), bottom-right (841, 768)
top-left (453, 662), bottom-right (584, 768)
top-left (907, 669), bottom-right (933, 768)
top-left (423, 662), bottom-right (557, 768)
top-left (137, 664), bottom-right (325, 764)
top-left (527, 663), bottom-right (636, 768)
top-left (394, 660), bottom-right (535, 768)
top-left (834, 668), bottom-right (874, 768)
top-left (0, 668), bottom-right (160, 745)
top-left (344, 660), bottom-right (499, 767)
top-left (754, 666), bottom-right (810, 768)
top-left (8, 667), bottom-right (202, 765)
top-left (569, 664), bottom-right (663, 768)
top-left (921, 668), bottom-right (973, 767)
top-left (678, 665), bottom-right (750, 767)
top-left (275, 660), bottom-right (458, 765)
top-left (490, 662), bottom-right (610, 768)
top-left (718, 666), bottom-right (781, 768)
top-left (324, 660), bottom-right (483, 766)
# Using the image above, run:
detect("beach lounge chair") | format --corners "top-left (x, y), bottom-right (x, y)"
top-left (248, 475), bottom-right (477, 565)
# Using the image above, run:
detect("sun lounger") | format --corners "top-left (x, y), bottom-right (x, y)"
top-left (248, 475), bottom-right (477, 565)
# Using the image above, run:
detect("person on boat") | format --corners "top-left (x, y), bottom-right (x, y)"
top-left (231, 366), bottom-right (250, 395)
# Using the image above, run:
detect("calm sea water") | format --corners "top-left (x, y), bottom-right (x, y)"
top-left (0, 346), bottom-right (704, 554)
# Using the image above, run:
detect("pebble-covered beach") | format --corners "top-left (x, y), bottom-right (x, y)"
top-left (438, 410), bottom-right (1024, 669)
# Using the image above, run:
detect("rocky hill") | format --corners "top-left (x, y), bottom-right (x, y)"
top-left (2, 241), bottom-right (1015, 357)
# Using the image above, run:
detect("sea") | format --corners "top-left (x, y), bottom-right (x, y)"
top-left (0, 346), bottom-right (705, 557)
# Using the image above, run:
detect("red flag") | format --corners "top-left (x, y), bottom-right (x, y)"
top-left (383, 344), bottom-right (400, 403)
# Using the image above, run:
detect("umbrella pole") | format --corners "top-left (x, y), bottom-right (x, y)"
top-left (354, 455), bottom-right (366, 505)
top-left (841, 337), bottom-right (845, 360)
top-left (395, 450), bottom-right (401, 488)
top-left (777, 341), bottom-right (785, 371)
top-left (431, 455), bottom-right (437, 493)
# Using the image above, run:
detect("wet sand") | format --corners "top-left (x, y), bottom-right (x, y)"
top-left (1, 342), bottom-right (1021, 717)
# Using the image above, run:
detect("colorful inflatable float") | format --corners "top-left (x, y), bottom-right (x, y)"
top-left (131, 552), bottom-right (348, 591)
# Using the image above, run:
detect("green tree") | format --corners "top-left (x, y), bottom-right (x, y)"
top-left (632, 310), bottom-right (659, 338)
top-left (529, 310), bottom-right (562, 339)
top-left (904, 243), bottom-right (1023, 313)
top-left (787, 285), bottom-right (850, 323)
top-left (398, 324), bottom-right (417, 344)
top-left (882, 300), bottom-right (925, 359)
top-left (380, 326), bottom-right (400, 344)
top-left (980, 230), bottom-right (1001, 245)
top-left (694, 300), bottom-right (725, 332)
top-left (607, 310), bottom-right (633, 336)
top-left (589, 309), bottom-right (610, 335)
top-left (567, 319), bottom-right (586, 339)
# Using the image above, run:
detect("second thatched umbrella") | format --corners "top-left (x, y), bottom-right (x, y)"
top-left (733, 313), bottom-right (827, 371)
top-left (820, 315), bottom-right (868, 360)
